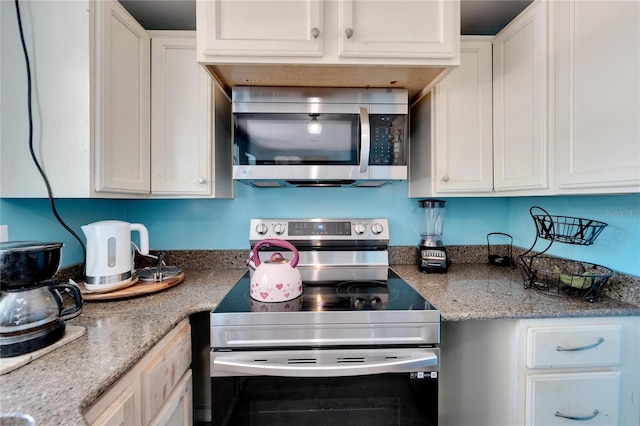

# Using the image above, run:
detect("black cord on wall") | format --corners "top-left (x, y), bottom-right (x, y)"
top-left (14, 0), bottom-right (86, 282)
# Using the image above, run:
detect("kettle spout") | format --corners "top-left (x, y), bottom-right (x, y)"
top-left (246, 259), bottom-right (257, 271)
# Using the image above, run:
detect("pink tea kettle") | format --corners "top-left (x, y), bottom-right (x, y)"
top-left (246, 238), bottom-right (302, 303)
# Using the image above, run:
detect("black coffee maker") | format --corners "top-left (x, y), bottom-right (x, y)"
top-left (0, 242), bottom-right (83, 357)
top-left (414, 199), bottom-right (449, 273)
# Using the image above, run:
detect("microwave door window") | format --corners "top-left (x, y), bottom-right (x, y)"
top-left (235, 114), bottom-right (359, 165)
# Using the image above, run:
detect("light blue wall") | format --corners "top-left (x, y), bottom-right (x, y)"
top-left (1, 185), bottom-right (638, 275)
top-left (508, 194), bottom-right (640, 276)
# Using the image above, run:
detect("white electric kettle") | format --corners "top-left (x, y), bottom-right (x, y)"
top-left (82, 220), bottom-right (149, 293)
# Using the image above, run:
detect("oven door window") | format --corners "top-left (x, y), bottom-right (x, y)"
top-left (212, 374), bottom-right (437, 426)
top-left (234, 113), bottom-right (359, 165)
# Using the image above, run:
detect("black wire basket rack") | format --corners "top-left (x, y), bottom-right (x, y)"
top-left (516, 206), bottom-right (610, 302)
top-left (515, 255), bottom-right (613, 302)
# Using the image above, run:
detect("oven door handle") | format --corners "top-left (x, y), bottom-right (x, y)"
top-left (213, 352), bottom-right (438, 377)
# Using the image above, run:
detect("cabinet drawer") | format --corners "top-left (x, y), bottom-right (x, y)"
top-left (527, 324), bottom-right (621, 368)
top-left (526, 371), bottom-right (620, 426)
top-left (141, 323), bottom-right (192, 424)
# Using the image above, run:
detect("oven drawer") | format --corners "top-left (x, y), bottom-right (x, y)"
top-left (211, 347), bottom-right (439, 377)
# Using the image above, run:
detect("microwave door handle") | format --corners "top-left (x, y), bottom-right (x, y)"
top-left (213, 352), bottom-right (438, 378)
top-left (359, 106), bottom-right (370, 173)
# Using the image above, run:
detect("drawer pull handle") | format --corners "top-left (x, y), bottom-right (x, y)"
top-left (554, 409), bottom-right (599, 421)
top-left (555, 337), bottom-right (604, 352)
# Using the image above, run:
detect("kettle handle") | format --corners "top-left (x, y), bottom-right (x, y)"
top-left (252, 239), bottom-right (299, 268)
top-left (130, 223), bottom-right (149, 255)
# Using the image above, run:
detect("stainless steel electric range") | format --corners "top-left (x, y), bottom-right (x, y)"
top-left (211, 219), bottom-right (440, 426)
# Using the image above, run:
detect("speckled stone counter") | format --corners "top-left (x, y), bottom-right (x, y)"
top-left (1, 265), bottom-right (638, 425)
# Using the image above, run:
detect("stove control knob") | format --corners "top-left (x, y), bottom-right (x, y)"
top-left (273, 223), bottom-right (286, 235)
top-left (371, 223), bottom-right (384, 235)
top-left (255, 223), bottom-right (269, 235)
top-left (354, 223), bottom-right (366, 235)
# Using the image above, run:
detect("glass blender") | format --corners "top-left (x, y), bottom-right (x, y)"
top-left (414, 199), bottom-right (449, 273)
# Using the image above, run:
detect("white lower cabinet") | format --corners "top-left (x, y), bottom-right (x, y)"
top-left (439, 317), bottom-right (639, 426)
top-left (526, 371), bottom-right (620, 425)
top-left (85, 319), bottom-right (192, 426)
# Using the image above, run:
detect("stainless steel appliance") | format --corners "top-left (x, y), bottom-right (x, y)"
top-left (232, 87), bottom-right (408, 187)
top-left (211, 219), bottom-right (440, 425)
top-left (414, 199), bottom-right (449, 273)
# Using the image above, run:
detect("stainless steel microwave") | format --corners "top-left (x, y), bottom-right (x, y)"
top-left (232, 87), bottom-right (408, 187)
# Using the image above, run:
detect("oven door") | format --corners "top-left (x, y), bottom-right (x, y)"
top-left (211, 347), bottom-right (439, 426)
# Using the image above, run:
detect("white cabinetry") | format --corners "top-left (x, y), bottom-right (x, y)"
top-left (1, 0), bottom-right (148, 198)
top-left (409, 37), bottom-right (494, 197)
top-left (95, 0), bottom-right (151, 194)
top-left (85, 319), bottom-right (192, 426)
top-left (150, 32), bottom-right (233, 198)
top-left (439, 317), bottom-right (639, 426)
top-left (197, 0), bottom-right (460, 99)
top-left (432, 37), bottom-right (494, 194)
top-left (493, 0), bottom-right (550, 193)
top-left (554, 0), bottom-right (640, 193)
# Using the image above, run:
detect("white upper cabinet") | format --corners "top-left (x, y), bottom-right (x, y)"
top-left (338, 0), bottom-right (458, 59)
top-left (493, 0), bottom-right (550, 193)
top-left (554, 0), bottom-right (640, 193)
top-left (197, 0), bottom-right (460, 100)
top-left (150, 32), bottom-right (233, 198)
top-left (197, 0), bottom-right (323, 57)
top-left (433, 37), bottom-right (494, 194)
top-left (409, 37), bottom-right (494, 198)
top-left (94, 0), bottom-right (151, 194)
top-left (1, 0), bottom-right (149, 198)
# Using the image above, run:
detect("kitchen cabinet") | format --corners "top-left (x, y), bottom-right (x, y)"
top-left (94, 0), bottom-right (151, 194)
top-left (439, 316), bottom-right (639, 426)
top-left (85, 319), bottom-right (192, 426)
top-left (492, 0), bottom-right (550, 193)
top-left (0, 0), bottom-right (148, 198)
top-left (409, 37), bottom-right (495, 197)
top-left (196, 0), bottom-right (460, 100)
top-left (410, 2), bottom-right (551, 197)
top-left (554, 0), bottom-right (640, 193)
top-left (431, 37), bottom-right (494, 194)
top-left (149, 32), bottom-right (233, 198)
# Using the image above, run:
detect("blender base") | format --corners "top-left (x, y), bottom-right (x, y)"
top-left (419, 245), bottom-right (450, 273)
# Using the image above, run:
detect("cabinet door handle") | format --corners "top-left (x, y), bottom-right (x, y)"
top-left (554, 409), bottom-right (599, 421)
top-left (311, 27), bottom-right (320, 39)
top-left (198, 177), bottom-right (207, 184)
top-left (555, 337), bottom-right (604, 352)
top-left (345, 27), bottom-right (354, 39)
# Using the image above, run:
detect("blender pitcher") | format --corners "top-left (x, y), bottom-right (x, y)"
top-left (412, 199), bottom-right (449, 273)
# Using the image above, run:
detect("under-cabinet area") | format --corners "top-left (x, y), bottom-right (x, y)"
top-left (439, 316), bottom-right (640, 426)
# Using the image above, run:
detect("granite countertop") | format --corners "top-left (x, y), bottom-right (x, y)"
top-left (1, 264), bottom-right (638, 424)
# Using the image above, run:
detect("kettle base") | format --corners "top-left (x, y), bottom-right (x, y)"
top-left (84, 276), bottom-right (137, 293)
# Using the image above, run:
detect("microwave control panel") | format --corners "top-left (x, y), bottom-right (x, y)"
top-left (369, 115), bottom-right (406, 166)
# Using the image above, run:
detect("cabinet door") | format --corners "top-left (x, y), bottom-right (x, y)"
top-left (151, 34), bottom-right (212, 195)
top-left (197, 0), bottom-right (322, 57)
top-left (555, 0), bottom-right (640, 193)
top-left (433, 38), bottom-right (493, 193)
top-left (339, 0), bottom-right (458, 59)
top-left (526, 371), bottom-right (620, 426)
top-left (493, 0), bottom-right (549, 192)
top-left (140, 320), bottom-right (192, 425)
top-left (90, 387), bottom-right (137, 426)
top-left (94, 0), bottom-right (150, 193)
top-left (149, 370), bottom-right (193, 426)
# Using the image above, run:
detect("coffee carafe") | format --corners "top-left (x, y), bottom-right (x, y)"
top-left (413, 199), bottom-right (449, 273)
